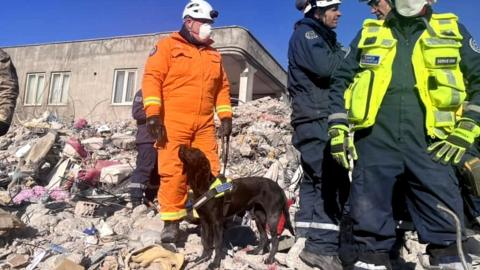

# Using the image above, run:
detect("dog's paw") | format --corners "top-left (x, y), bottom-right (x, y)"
top-left (207, 262), bottom-right (220, 269)
top-left (195, 252), bottom-right (212, 262)
top-left (264, 257), bottom-right (276, 265)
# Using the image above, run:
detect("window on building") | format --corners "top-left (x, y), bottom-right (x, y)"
top-left (24, 73), bottom-right (46, 106)
top-left (112, 69), bottom-right (136, 104)
top-left (48, 72), bottom-right (71, 105)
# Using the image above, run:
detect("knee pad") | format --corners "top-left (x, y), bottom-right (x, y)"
top-left (461, 157), bottom-right (480, 197)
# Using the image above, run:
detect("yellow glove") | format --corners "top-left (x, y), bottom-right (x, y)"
top-left (328, 124), bottom-right (358, 169)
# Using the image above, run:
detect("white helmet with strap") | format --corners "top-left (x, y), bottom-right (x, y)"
top-left (182, 0), bottom-right (219, 21)
top-left (299, 0), bottom-right (342, 14)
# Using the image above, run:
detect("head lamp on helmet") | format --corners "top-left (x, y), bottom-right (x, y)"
top-left (183, 0), bottom-right (219, 21)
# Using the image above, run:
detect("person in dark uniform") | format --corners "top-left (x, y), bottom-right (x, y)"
top-left (129, 89), bottom-right (160, 207)
top-left (328, 0), bottom-right (480, 268)
top-left (287, 0), bottom-right (349, 268)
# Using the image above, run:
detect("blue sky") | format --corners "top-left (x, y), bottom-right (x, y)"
top-left (1, 0), bottom-right (478, 68)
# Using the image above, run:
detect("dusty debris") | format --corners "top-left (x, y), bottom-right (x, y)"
top-left (6, 254), bottom-right (29, 268)
top-left (53, 258), bottom-right (85, 270)
top-left (74, 201), bottom-right (99, 218)
top-left (0, 208), bottom-right (24, 233)
top-left (0, 97), bottom-right (476, 269)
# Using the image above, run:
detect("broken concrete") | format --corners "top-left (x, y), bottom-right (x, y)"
top-left (0, 97), bottom-right (476, 269)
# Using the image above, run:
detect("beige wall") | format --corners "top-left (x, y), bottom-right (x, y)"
top-left (6, 35), bottom-right (161, 122)
top-left (4, 27), bottom-right (287, 123)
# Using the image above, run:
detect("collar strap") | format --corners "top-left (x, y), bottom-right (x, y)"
top-left (192, 177), bottom-right (232, 210)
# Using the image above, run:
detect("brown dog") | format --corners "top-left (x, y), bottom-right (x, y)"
top-left (178, 145), bottom-right (294, 269)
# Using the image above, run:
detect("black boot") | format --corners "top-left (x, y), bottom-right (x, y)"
top-left (354, 253), bottom-right (392, 270)
top-left (299, 249), bottom-right (343, 270)
top-left (161, 220), bottom-right (180, 243)
top-left (427, 243), bottom-right (472, 269)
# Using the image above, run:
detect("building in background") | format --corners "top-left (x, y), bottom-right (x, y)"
top-left (3, 26), bottom-right (287, 122)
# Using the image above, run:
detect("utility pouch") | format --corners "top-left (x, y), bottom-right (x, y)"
top-left (421, 38), bottom-right (461, 69)
top-left (427, 69), bottom-right (466, 109)
top-left (346, 70), bottom-right (375, 124)
top-left (462, 157), bottom-right (480, 197)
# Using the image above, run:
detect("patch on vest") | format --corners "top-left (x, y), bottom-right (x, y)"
top-left (149, 45), bottom-right (157, 57)
top-left (435, 57), bottom-right (458, 66)
top-left (360, 54), bottom-right (380, 66)
top-left (470, 38), bottom-right (480, 54)
top-left (135, 96), bottom-right (143, 102)
top-left (305, 31), bottom-right (318, 40)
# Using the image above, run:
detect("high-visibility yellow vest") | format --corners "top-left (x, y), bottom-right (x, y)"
top-left (344, 13), bottom-right (466, 139)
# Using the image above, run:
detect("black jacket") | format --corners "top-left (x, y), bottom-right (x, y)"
top-left (287, 17), bottom-right (345, 126)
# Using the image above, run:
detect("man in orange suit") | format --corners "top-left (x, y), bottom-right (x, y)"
top-left (141, 0), bottom-right (232, 243)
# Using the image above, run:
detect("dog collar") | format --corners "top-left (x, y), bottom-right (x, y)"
top-left (192, 177), bottom-right (233, 209)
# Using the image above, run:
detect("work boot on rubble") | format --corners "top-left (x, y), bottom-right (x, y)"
top-left (299, 249), bottom-right (343, 270)
top-left (465, 236), bottom-right (480, 259)
top-left (161, 220), bottom-right (180, 243)
top-left (428, 243), bottom-right (473, 270)
top-left (353, 253), bottom-right (392, 270)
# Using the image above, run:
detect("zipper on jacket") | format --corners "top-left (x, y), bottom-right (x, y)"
top-left (363, 70), bottom-right (375, 121)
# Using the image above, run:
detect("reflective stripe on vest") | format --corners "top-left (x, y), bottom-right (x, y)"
top-left (345, 14), bottom-right (465, 139)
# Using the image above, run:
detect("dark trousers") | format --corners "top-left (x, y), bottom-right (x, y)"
top-left (351, 130), bottom-right (464, 254)
top-left (292, 120), bottom-right (350, 255)
top-left (129, 143), bottom-right (160, 200)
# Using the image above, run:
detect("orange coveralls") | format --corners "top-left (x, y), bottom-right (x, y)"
top-left (142, 33), bottom-right (232, 221)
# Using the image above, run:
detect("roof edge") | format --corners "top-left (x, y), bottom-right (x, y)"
top-left (2, 25), bottom-right (285, 75)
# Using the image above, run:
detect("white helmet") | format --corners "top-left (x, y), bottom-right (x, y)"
top-left (302, 0), bottom-right (342, 14)
top-left (182, 0), bottom-right (219, 21)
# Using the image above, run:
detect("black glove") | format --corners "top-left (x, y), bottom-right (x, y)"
top-left (146, 116), bottom-right (167, 146)
top-left (0, 121), bottom-right (10, 136)
top-left (220, 118), bottom-right (232, 137)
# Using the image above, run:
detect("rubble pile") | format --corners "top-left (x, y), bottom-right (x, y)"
top-left (0, 97), bottom-right (475, 269)
top-left (0, 97), bottom-right (302, 270)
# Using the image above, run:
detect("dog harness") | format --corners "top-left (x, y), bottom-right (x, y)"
top-left (192, 175), bottom-right (233, 211)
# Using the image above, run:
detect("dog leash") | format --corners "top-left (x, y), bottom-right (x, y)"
top-left (221, 134), bottom-right (230, 175)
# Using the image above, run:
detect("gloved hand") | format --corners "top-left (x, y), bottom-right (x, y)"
top-left (0, 121), bottom-right (10, 136)
top-left (146, 116), bottom-right (167, 146)
top-left (220, 118), bottom-right (232, 137)
top-left (328, 124), bottom-right (358, 169)
top-left (428, 119), bottom-right (480, 164)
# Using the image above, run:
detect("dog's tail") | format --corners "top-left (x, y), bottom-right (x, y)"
top-left (283, 198), bottom-right (295, 236)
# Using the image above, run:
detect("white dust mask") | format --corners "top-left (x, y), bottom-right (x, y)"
top-left (198, 23), bottom-right (212, 40)
top-left (395, 0), bottom-right (427, 17)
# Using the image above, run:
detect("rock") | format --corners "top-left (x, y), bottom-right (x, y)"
top-left (6, 254), bottom-right (29, 268)
top-left (53, 258), bottom-right (85, 270)
top-left (139, 230), bottom-right (162, 246)
top-left (239, 144), bottom-right (253, 157)
top-left (0, 208), bottom-right (24, 232)
top-left (131, 204), bottom-right (148, 219)
top-left (111, 134), bottom-right (136, 150)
